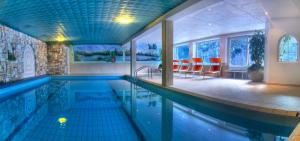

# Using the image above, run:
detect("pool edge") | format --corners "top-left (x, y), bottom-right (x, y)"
top-left (131, 76), bottom-right (300, 118)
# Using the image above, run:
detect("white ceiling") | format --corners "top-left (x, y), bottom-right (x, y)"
top-left (136, 0), bottom-right (268, 45)
top-left (135, 23), bottom-right (162, 44)
top-left (260, 0), bottom-right (300, 19)
top-left (173, 0), bottom-right (267, 44)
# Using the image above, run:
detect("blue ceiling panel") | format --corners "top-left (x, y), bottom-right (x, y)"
top-left (0, 0), bottom-right (186, 44)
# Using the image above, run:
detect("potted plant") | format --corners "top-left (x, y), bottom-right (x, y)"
top-left (111, 49), bottom-right (117, 63)
top-left (247, 31), bottom-right (265, 82)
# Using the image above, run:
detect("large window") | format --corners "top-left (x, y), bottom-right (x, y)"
top-left (229, 36), bottom-right (250, 68)
top-left (195, 39), bottom-right (220, 64)
top-left (173, 44), bottom-right (190, 60)
top-left (278, 35), bottom-right (298, 62)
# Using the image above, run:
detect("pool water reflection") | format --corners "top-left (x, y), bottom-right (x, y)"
top-left (0, 77), bottom-right (299, 141)
top-left (111, 79), bottom-right (299, 141)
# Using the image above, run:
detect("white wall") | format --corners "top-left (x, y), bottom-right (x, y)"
top-left (70, 63), bottom-right (130, 75)
top-left (264, 18), bottom-right (300, 85)
top-left (70, 62), bottom-right (160, 75)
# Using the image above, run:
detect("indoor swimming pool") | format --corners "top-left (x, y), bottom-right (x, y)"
top-left (0, 76), bottom-right (299, 141)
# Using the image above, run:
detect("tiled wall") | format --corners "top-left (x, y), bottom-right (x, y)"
top-left (0, 25), bottom-right (47, 83)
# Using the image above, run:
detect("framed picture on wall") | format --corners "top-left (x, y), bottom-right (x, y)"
top-left (7, 43), bottom-right (16, 61)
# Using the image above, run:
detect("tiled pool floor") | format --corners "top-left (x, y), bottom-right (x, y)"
top-left (23, 92), bottom-right (139, 141)
top-left (5, 80), bottom-right (140, 141)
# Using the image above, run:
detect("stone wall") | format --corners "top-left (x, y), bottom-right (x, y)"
top-left (47, 44), bottom-right (68, 75)
top-left (0, 25), bottom-right (47, 83)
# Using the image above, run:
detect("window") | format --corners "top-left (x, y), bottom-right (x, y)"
top-left (173, 44), bottom-right (190, 60)
top-left (195, 39), bottom-right (220, 64)
top-left (279, 35), bottom-right (298, 62)
top-left (229, 36), bottom-right (250, 67)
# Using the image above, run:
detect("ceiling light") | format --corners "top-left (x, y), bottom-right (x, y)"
top-left (264, 11), bottom-right (268, 16)
top-left (55, 34), bottom-right (67, 42)
top-left (114, 15), bottom-right (134, 24)
top-left (208, 23), bottom-right (212, 26)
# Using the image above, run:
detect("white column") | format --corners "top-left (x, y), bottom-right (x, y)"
top-left (130, 40), bottom-right (137, 77)
top-left (162, 20), bottom-right (174, 87)
top-left (122, 47), bottom-right (126, 62)
top-left (264, 20), bottom-right (271, 83)
top-left (189, 41), bottom-right (195, 58)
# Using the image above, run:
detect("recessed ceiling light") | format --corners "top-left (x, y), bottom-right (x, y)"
top-left (55, 34), bottom-right (67, 42)
top-left (114, 15), bottom-right (134, 24)
top-left (264, 11), bottom-right (268, 15)
top-left (208, 23), bottom-right (212, 26)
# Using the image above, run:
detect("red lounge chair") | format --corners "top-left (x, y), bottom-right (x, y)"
top-left (173, 60), bottom-right (180, 73)
top-left (189, 58), bottom-right (203, 77)
top-left (204, 58), bottom-right (222, 79)
top-left (179, 60), bottom-right (191, 77)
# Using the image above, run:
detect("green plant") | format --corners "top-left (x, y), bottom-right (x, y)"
top-left (110, 49), bottom-right (117, 57)
top-left (248, 31), bottom-right (265, 71)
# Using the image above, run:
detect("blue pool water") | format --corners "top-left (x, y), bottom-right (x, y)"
top-left (0, 76), bottom-right (299, 141)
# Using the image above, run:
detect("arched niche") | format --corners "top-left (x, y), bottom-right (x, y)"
top-left (22, 45), bottom-right (36, 78)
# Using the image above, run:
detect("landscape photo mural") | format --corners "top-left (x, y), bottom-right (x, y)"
top-left (73, 45), bottom-right (130, 62)
top-left (136, 43), bottom-right (161, 61)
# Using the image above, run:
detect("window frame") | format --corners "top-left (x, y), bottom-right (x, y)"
top-left (195, 38), bottom-right (221, 65)
top-left (227, 35), bottom-right (252, 69)
top-left (277, 34), bottom-right (299, 63)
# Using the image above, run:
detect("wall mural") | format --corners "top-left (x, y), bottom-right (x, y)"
top-left (136, 43), bottom-right (161, 61)
top-left (73, 45), bottom-right (130, 62)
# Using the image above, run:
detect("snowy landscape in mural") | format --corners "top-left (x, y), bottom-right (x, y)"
top-left (73, 45), bottom-right (130, 62)
top-left (136, 43), bottom-right (161, 61)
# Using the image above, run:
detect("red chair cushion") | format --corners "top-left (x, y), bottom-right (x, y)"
top-left (173, 65), bottom-right (179, 71)
top-left (210, 65), bottom-right (221, 72)
top-left (180, 66), bottom-right (189, 71)
top-left (192, 65), bottom-right (203, 71)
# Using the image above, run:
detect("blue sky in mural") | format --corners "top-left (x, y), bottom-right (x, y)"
top-left (74, 45), bottom-right (121, 52)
